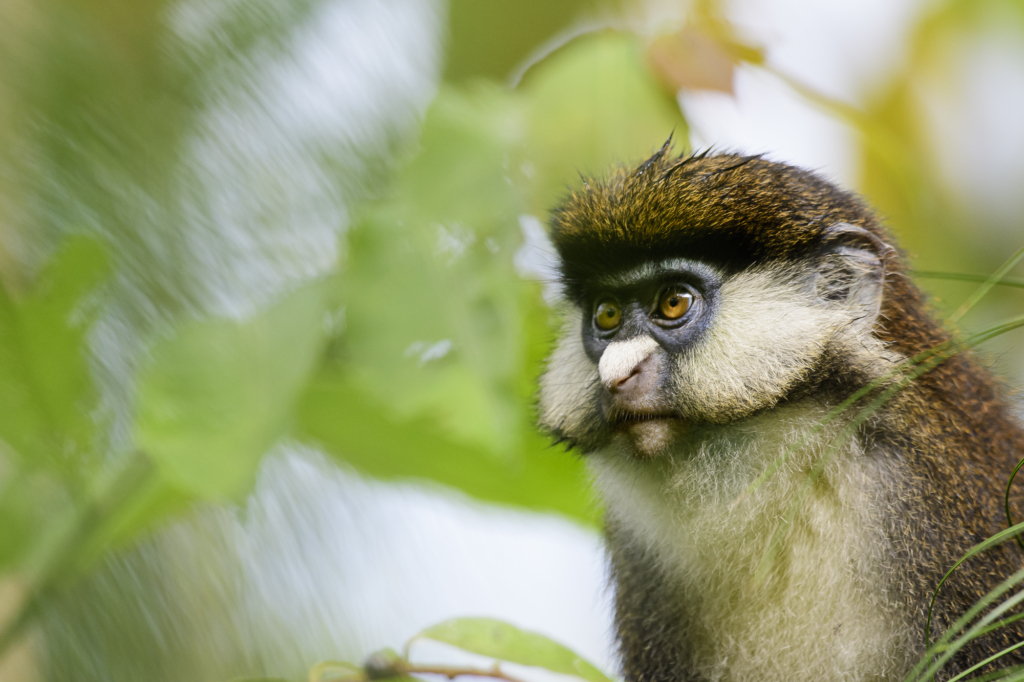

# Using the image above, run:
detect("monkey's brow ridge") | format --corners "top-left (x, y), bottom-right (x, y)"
top-left (597, 258), bottom-right (722, 289)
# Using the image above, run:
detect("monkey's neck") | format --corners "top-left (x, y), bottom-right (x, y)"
top-left (591, 400), bottom-right (916, 682)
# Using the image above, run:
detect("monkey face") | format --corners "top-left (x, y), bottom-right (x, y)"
top-left (540, 259), bottom-right (845, 458)
top-left (538, 238), bottom-right (891, 460)
top-left (574, 258), bottom-right (720, 458)
top-left (537, 150), bottom-right (896, 460)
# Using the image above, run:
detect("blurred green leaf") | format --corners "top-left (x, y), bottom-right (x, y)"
top-left (295, 372), bottom-right (594, 523)
top-left (416, 618), bottom-right (613, 682)
top-left (134, 282), bottom-right (328, 499)
top-left (520, 30), bottom-right (688, 213)
top-left (0, 472), bottom-right (72, 568)
top-left (308, 660), bottom-right (363, 682)
top-left (296, 31), bottom-right (686, 521)
top-left (69, 466), bottom-right (194, 570)
top-left (444, 0), bottom-right (619, 83)
top-left (339, 82), bottom-right (533, 458)
top-left (0, 236), bottom-right (108, 474)
top-left (397, 84), bottom-right (526, 232)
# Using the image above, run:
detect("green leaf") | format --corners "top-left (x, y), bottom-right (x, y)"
top-left (68, 467), bottom-right (195, 570)
top-left (520, 30), bottom-right (688, 214)
top-left (308, 660), bottom-right (364, 682)
top-left (296, 31), bottom-right (690, 519)
top-left (444, 0), bottom-right (610, 82)
top-left (342, 30), bottom-right (689, 457)
top-left (415, 618), bottom-right (613, 682)
top-left (342, 84), bottom-right (531, 457)
top-left (134, 281), bottom-right (328, 499)
top-left (0, 472), bottom-right (73, 568)
top-left (0, 237), bottom-right (107, 571)
top-left (295, 372), bottom-right (595, 524)
top-left (0, 237), bottom-right (108, 473)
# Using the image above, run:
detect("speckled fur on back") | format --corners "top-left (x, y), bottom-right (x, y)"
top-left (547, 144), bottom-right (1024, 681)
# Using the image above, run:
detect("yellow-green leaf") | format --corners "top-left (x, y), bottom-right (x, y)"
top-left (134, 282), bottom-right (327, 499)
top-left (416, 618), bottom-right (613, 682)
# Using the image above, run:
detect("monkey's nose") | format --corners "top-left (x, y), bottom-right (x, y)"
top-left (609, 365), bottom-right (641, 393)
top-left (598, 336), bottom-right (658, 392)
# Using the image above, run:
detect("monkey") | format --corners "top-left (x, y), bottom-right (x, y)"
top-left (537, 141), bottom-right (1024, 682)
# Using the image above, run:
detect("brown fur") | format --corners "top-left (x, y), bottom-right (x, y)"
top-left (549, 145), bottom-right (1024, 680)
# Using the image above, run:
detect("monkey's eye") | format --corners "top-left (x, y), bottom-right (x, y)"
top-left (594, 299), bottom-right (622, 331)
top-left (657, 288), bottom-right (692, 320)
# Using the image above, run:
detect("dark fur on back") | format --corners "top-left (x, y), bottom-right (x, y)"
top-left (551, 145), bottom-right (1024, 680)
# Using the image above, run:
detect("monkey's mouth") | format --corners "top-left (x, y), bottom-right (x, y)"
top-left (607, 410), bottom-right (685, 458)
top-left (609, 410), bottom-right (682, 430)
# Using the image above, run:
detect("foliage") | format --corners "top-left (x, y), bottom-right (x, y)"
top-left (0, 1), bottom-right (686, 670)
top-left (306, 617), bottom-right (613, 682)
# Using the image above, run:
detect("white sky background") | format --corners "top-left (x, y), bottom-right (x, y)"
top-left (49, 0), bottom-right (1024, 678)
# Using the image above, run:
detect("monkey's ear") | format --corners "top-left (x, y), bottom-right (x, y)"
top-left (813, 222), bottom-right (893, 328)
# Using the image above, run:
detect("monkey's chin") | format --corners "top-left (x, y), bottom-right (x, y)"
top-left (616, 419), bottom-right (684, 459)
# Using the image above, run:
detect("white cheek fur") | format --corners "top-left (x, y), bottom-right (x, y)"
top-left (537, 315), bottom-right (599, 437)
top-left (673, 264), bottom-right (894, 423)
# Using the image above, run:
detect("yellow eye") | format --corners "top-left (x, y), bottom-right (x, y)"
top-left (658, 288), bottom-right (692, 320)
top-left (594, 300), bottom-right (622, 330)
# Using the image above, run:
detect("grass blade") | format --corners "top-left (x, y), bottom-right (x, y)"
top-left (908, 581), bottom-right (1024, 682)
top-left (1006, 456), bottom-right (1024, 552)
top-left (947, 640), bottom-right (1024, 682)
top-left (911, 271), bottom-right (1024, 290)
top-left (949, 244), bottom-right (1024, 323)
top-left (925, 522), bottom-right (1024, 651)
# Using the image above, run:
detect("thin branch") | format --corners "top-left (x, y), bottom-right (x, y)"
top-left (310, 657), bottom-right (533, 682)
top-left (402, 663), bottom-right (530, 682)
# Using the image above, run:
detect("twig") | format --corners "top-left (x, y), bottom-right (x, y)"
top-left (402, 663), bottom-right (529, 682)
top-left (313, 660), bottom-right (531, 682)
